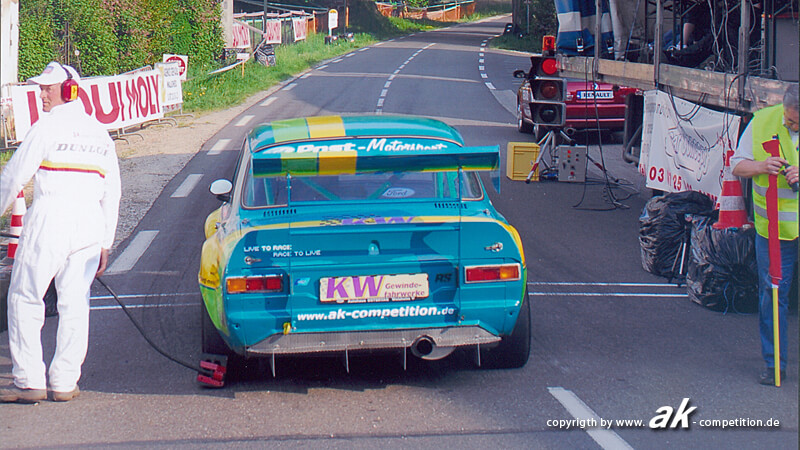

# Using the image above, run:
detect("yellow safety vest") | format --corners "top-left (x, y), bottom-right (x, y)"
top-left (751, 104), bottom-right (799, 240)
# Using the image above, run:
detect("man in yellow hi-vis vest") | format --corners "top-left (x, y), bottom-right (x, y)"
top-left (732, 84), bottom-right (799, 386)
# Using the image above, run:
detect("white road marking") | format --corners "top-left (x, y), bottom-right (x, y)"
top-left (548, 387), bottom-right (634, 450)
top-left (317, 64), bottom-right (329, 70)
top-left (106, 230), bottom-right (159, 274)
top-left (259, 97), bottom-right (277, 107)
top-left (92, 303), bottom-right (198, 311)
top-left (234, 115), bottom-right (254, 127)
top-left (479, 58), bottom-right (485, 63)
top-left (358, 48), bottom-right (369, 52)
top-left (345, 53), bottom-right (354, 57)
top-left (331, 58), bottom-right (343, 63)
top-left (528, 281), bottom-right (687, 298)
top-left (529, 292), bottom-right (687, 298)
top-left (377, 43), bottom-right (435, 113)
top-left (91, 292), bottom-right (197, 301)
top-left (170, 174), bottom-right (203, 198)
top-left (481, 73), bottom-right (488, 79)
top-left (479, 65), bottom-right (485, 71)
top-left (529, 282), bottom-right (682, 287)
top-left (283, 83), bottom-right (297, 91)
top-left (484, 82), bottom-right (495, 90)
top-left (207, 138), bottom-right (231, 155)
top-left (300, 73), bottom-right (311, 79)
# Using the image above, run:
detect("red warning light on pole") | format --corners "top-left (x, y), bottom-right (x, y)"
top-left (542, 35), bottom-right (556, 55)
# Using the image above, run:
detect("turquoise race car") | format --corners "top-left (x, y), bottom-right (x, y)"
top-left (198, 115), bottom-right (529, 378)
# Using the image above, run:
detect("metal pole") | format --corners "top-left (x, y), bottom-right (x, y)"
top-left (526, 0), bottom-right (530, 35)
top-left (737, 0), bottom-right (750, 103)
top-left (268, 0), bottom-right (269, 33)
top-left (654, 0), bottom-right (663, 88)
top-left (594, 0), bottom-right (602, 77)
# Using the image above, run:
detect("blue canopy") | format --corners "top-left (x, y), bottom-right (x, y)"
top-left (555, 0), bottom-right (614, 56)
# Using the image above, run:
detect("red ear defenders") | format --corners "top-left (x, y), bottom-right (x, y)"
top-left (60, 64), bottom-right (79, 102)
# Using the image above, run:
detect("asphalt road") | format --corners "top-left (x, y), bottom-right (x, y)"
top-left (1, 16), bottom-right (797, 449)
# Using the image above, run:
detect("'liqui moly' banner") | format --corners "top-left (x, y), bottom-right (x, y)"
top-left (9, 69), bottom-right (163, 139)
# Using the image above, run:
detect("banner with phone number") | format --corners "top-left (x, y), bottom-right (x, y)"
top-left (639, 90), bottom-right (740, 206)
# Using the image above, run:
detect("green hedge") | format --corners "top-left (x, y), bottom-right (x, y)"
top-left (18, 0), bottom-right (224, 80)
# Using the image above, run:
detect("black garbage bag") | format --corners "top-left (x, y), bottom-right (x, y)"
top-left (687, 216), bottom-right (758, 313)
top-left (639, 191), bottom-right (715, 279)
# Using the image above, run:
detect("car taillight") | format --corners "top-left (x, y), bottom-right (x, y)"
top-left (226, 275), bottom-right (283, 293)
top-left (465, 264), bottom-right (521, 283)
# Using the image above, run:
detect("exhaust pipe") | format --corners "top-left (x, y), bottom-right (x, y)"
top-left (410, 336), bottom-right (435, 358)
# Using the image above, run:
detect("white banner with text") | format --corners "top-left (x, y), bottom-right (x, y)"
top-left (9, 68), bottom-right (164, 139)
top-left (639, 90), bottom-right (740, 205)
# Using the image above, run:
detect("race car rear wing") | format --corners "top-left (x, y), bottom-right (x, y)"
top-left (252, 139), bottom-right (499, 178)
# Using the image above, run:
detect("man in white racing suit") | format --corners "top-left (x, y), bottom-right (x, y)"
top-left (0, 62), bottom-right (121, 403)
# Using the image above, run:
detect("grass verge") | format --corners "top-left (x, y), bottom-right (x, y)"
top-left (182, 33), bottom-right (376, 113)
top-left (491, 33), bottom-right (542, 53)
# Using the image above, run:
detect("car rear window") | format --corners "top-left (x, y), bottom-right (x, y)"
top-left (242, 169), bottom-right (482, 207)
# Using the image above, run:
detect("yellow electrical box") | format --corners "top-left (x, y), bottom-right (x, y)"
top-left (506, 142), bottom-right (539, 181)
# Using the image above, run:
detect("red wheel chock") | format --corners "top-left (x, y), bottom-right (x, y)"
top-left (197, 354), bottom-right (228, 388)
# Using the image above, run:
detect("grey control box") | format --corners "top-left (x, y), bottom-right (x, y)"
top-left (557, 145), bottom-right (588, 183)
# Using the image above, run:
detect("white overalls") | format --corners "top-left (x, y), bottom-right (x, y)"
top-left (0, 100), bottom-right (120, 392)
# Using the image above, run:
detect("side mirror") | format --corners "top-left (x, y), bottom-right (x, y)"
top-left (209, 179), bottom-right (232, 202)
top-left (513, 70), bottom-right (527, 78)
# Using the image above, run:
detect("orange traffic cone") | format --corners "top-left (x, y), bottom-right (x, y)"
top-left (714, 149), bottom-right (752, 230)
top-left (7, 191), bottom-right (25, 259)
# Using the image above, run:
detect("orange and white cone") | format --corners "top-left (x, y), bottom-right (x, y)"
top-left (714, 150), bottom-right (752, 230)
top-left (7, 191), bottom-right (25, 259)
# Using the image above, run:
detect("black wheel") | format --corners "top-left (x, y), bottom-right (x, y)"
top-left (481, 292), bottom-right (531, 369)
top-left (517, 102), bottom-right (533, 134)
top-left (201, 303), bottom-right (232, 356)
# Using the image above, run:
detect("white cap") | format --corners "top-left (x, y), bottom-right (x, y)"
top-left (28, 62), bottom-right (81, 86)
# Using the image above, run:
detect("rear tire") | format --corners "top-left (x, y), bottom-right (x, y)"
top-left (481, 292), bottom-right (531, 369)
top-left (517, 102), bottom-right (533, 134)
top-left (201, 303), bottom-right (231, 356)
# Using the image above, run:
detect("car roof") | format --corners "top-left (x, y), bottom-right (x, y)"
top-left (247, 115), bottom-right (466, 152)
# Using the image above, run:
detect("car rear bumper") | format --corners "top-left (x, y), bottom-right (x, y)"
top-left (564, 117), bottom-right (626, 131)
top-left (565, 103), bottom-right (626, 130)
top-left (246, 326), bottom-right (501, 356)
